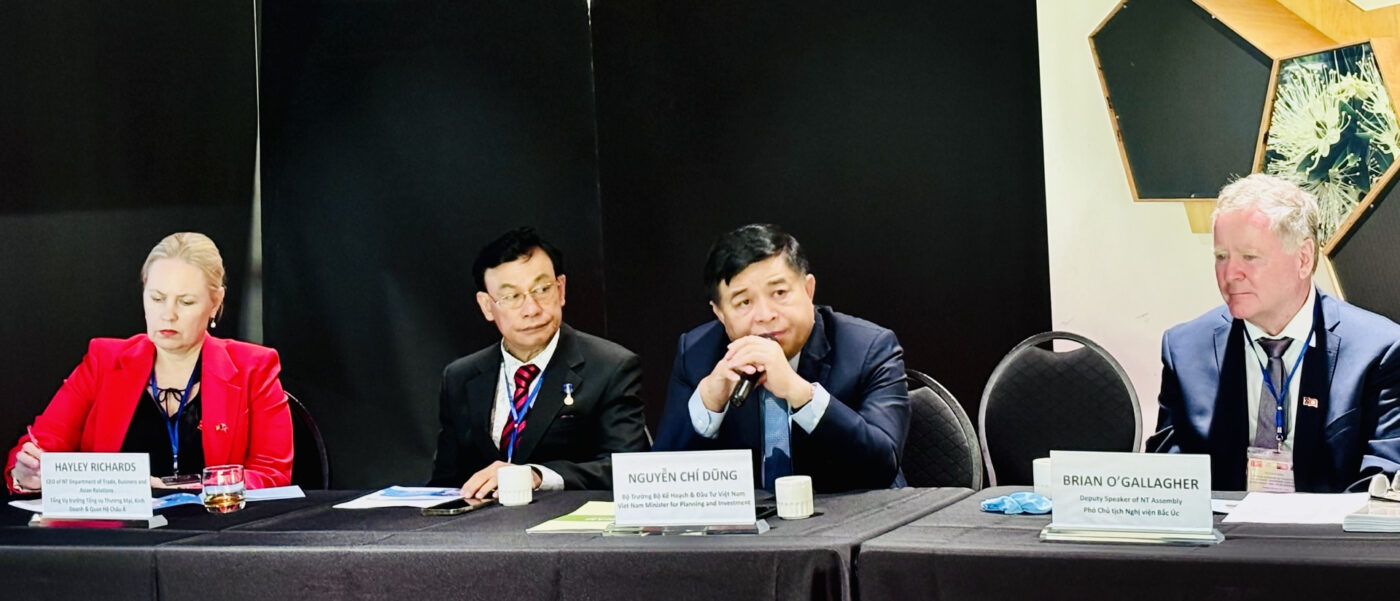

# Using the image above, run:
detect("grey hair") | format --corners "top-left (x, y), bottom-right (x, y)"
top-left (1213, 174), bottom-right (1320, 270)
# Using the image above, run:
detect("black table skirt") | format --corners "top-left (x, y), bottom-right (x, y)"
top-left (2, 487), bottom-right (968, 601)
top-left (857, 486), bottom-right (1400, 601)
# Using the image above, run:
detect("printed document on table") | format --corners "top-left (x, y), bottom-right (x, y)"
top-left (527, 501), bottom-right (615, 533)
top-left (9, 485), bottom-right (306, 513)
top-left (333, 486), bottom-right (462, 509)
top-left (1221, 492), bottom-right (1368, 524)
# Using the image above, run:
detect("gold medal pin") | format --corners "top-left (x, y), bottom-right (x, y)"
top-left (563, 383), bottom-right (575, 406)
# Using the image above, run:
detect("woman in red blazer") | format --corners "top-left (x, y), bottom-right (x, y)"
top-left (6, 233), bottom-right (293, 493)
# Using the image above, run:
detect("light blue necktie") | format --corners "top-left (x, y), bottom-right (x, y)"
top-left (762, 390), bottom-right (793, 490)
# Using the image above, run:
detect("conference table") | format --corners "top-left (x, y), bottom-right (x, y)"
top-left (0, 486), bottom-right (968, 601)
top-left (9, 485), bottom-right (1400, 601)
top-left (857, 486), bottom-right (1400, 601)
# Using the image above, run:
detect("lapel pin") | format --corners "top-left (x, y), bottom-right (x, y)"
top-left (1302, 396), bottom-right (1319, 408)
top-left (563, 382), bottom-right (575, 406)
top-left (215, 423), bottom-right (228, 432)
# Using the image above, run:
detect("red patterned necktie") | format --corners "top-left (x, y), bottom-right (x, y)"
top-left (500, 364), bottom-right (542, 456)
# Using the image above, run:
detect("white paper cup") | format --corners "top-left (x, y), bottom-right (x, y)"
top-left (1032, 457), bottom-right (1053, 499)
top-left (774, 475), bottom-right (814, 519)
top-left (497, 465), bottom-right (533, 506)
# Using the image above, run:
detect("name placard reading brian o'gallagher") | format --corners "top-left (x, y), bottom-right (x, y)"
top-left (1050, 451), bottom-right (1212, 533)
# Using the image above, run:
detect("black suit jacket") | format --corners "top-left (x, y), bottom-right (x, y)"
top-left (429, 324), bottom-right (650, 489)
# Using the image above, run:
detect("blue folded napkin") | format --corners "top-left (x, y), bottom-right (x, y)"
top-left (979, 491), bottom-right (1052, 515)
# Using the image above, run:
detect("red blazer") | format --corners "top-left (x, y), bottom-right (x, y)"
top-left (6, 335), bottom-right (293, 492)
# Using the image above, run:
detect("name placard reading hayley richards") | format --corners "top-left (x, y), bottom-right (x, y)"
top-left (41, 452), bottom-right (153, 519)
top-left (1050, 451), bottom-right (1211, 533)
top-left (611, 450), bottom-right (755, 527)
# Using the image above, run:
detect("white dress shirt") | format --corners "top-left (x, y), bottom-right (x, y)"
top-left (1241, 286), bottom-right (1317, 452)
top-left (491, 329), bottom-right (565, 491)
top-left (688, 353), bottom-right (831, 438)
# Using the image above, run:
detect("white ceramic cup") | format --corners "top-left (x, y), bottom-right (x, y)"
top-left (496, 465), bottom-right (534, 506)
top-left (1032, 457), bottom-right (1053, 499)
top-left (774, 475), bottom-right (814, 519)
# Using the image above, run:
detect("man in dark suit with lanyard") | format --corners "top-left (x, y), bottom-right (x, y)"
top-left (1150, 174), bottom-right (1400, 492)
top-left (653, 224), bottom-right (909, 493)
top-left (430, 227), bottom-right (649, 497)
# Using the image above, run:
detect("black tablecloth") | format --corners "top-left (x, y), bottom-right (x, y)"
top-left (0, 490), bottom-right (351, 601)
top-left (2, 487), bottom-right (967, 601)
top-left (857, 486), bottom-right (1400, 601)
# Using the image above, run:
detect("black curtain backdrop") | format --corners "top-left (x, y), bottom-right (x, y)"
top-left (590, 0), bottom-right (1050, 428)
top-left (259, 0), bottom-right (606, 487)
top-left (0, 3), bottom-right (257, 501)
top-left (4, 0), bottom-right (1048, 493)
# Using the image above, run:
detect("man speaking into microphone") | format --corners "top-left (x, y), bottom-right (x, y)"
top-left (653, 224), bottom-right (910, 492)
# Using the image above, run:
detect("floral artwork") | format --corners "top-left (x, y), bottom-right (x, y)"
top-left (1264, 43), bottom-right (1400, 243)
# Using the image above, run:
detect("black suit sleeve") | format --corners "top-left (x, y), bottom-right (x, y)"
top-left (537, 352), bottom-right (649, 489)
top-left (427, 371), bottom-right (462, 487)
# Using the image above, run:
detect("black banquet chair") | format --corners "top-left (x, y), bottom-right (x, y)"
top-left (977, 331), bottom-right (1140, 486)
top-left (286, 392), bottom-right (330, 490)
top-left (903, 369), bottom-right (983, 489)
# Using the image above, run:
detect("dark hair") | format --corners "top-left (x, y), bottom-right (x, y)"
top-left (472, 227), bottom-right (566, 292)
top-left (703, 224), bottom-right (809, 303)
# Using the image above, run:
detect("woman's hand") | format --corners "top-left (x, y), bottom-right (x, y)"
top-left (12, 441), bottom-right (43, 492)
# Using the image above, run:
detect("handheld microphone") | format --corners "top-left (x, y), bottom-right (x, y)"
top-left (728, 333), bottom-right (777, 408)
top-left (728, 372), bottom-right (760, 408)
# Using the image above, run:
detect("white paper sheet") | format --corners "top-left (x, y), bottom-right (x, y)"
top-left (246, 485), bottom-right (306, 501)
top-left (1221, 492), bottom-right (1368, 524)
top-left (8, 499), bottom-right (42, 513)
top-left (332, 486), bottom-right (462, 509)
top-left (1210, 499), bottom-right (1238, 514)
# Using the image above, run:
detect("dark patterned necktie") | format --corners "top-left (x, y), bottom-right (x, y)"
top-left (1252, 337), bottom-right (1292, 449)
top-left (500, 364), bottom-right (542, 456)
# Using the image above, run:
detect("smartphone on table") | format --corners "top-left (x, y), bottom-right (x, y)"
top-left (160, 474), bottom-right (202, 488)
top-left (421, 497), bottom-right (498, 516)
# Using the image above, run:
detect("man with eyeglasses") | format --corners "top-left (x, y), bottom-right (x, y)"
top-left (429, 227), bottom-right (649, 497)
top-left (653, 224), bottom-right (910, 492)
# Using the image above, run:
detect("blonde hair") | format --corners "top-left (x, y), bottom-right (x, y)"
top-left (141, 232), bottom-right (227, 319)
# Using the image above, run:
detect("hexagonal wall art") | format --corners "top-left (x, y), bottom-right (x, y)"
top-left (1260, 42), bottom-right (1400, 246)
top-left (1090, 0), bottom-right (1400, 319)
top-left (1090, 0), bottom-right (1273, 202)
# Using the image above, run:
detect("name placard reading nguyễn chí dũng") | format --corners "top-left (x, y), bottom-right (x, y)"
top-left (611, 450), bottom-right (754, 527)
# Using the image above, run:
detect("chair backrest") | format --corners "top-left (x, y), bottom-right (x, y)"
top-left (903, 369), bottom-right (983, 489)
top-left (977, 331), bottom-right (1140, 487)
top-left (286, 392), bottom-right (330, 489)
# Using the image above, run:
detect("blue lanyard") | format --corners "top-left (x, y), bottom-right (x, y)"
top-left (1249, 327), bottom-right (1315, 444)
top-left (502, 365), bottom-right (545, 463)
top-left (148, 361), bottom-right (200, 475)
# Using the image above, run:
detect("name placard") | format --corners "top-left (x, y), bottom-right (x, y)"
top-left (1050, 451), bottom-right (1211, 533)
top-left (41, 453), bottom-right (153, 519)
top-left (612, 450), bottom-right (755, 527)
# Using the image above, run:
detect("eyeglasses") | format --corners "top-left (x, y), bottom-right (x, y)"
top-left (488, 281), bottom-right (559, 311)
